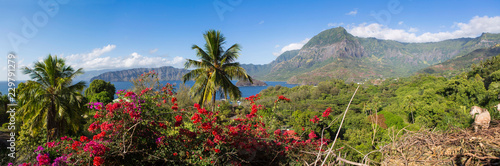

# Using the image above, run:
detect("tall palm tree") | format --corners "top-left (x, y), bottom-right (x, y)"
top-left (18, 55), bottom-right (86, 141)
top-left (183, 30), bottom-right (252, 108)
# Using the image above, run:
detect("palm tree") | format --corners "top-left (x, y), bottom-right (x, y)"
top-left (18, 55), bottom-right (86, 141)
top-left (183, 30), bottom-right (252, 108)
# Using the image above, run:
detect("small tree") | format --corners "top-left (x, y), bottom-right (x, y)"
top-left (85, 79), bottom-right (116, 104)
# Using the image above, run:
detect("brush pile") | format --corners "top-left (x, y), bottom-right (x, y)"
top-left (381, 120), bottom-right (500, 165)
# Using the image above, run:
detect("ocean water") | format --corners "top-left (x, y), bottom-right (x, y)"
top-left (0, 81), bottom-right (297, 99)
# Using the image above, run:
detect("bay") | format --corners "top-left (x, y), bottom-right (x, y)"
top-left (0, 81), bottom-right (297, 99)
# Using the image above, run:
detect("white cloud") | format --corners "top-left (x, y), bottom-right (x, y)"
top-left (328, 22), bottom-right (344, 27)
top-left (346, 9), bottom-right (358, 16)
top-left (275, 44), bottom-right (280, 48)
top-left (273, 38), bottom-right (310, 56)
top-left (258, 20), bottom-right (265, 24)
top-left (149, 48), bottom-right (158, 54)
top-left (398, 21), bottom-right (404, 25)
top-left (64, 45), bottom-right (185, 70)
top-left (347, 16), bottom-right (500, 43)
top-left (408, 27), bottom-right (419, 33)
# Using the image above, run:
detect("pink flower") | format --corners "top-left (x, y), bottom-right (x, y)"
top-left (84, 141), bottom-right (108, 157)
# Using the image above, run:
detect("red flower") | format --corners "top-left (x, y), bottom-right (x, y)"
top-left (175, 115), bottom-right (182, 122)
top-left (171, 105), bottom-right (178, 110)
top-left (100, 122), bottom-right (114, 132)
top-left (322, 107), bottom-right (332, 117)
top-left (173, 152), bottom-right (178, 156)
top-left (88, 122), bottom-right (100, 132)
top-left (191, 113), bottom-right (201, 124)
top-left (214, 149), bottom-right (221, 153)
top-left (80, 136), bottom-right (90, 142)
top-left (93, 156), bottom-right (104, 166)
top-left (171, 97), bottom-right (177, 103)
top-left (197, 108), bottom-right (208, 115)
top-left (201, 122), bottom-right (212, 130)
top-left (309, 115), bottom-right (320, 123)
top-left (93, 111), bottom-right (103, 119)
top-left (93, 131), bottom-right (106, 140)
top-left (274, 129), bottom-right (281, 136)
top-left (36, 153), bottom-right (50, 165)
top-left (308, 130), bottom-right (318, 140)
top-left (277, 95), bottom-right (291, 102)
top-left (124, 91), bottom-right (136, 97)
top-left (194, 103), bottom-right (200, 109)
top-left (71, 141), bottom-right (81, 150)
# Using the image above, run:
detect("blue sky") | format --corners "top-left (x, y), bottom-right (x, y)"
top-left (1, 0), bottom-right (500, 81)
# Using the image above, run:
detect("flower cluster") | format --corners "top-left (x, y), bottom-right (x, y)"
top-left (17, 71), bottom-right (335, 165)
top-left (276, 95), bottom-right (291, 103)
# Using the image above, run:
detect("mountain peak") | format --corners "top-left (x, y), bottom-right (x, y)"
top-left (303, 26), bottom-right (355, 48)
top-left (478, 32), bottom-right (500, 40)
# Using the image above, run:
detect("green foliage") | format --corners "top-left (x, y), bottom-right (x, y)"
top-left (378, 111), bottom-right (404, 129)
top-left (18, 55), bottom-right (87, 141)
top-left (0, 93), bottom-right (10, 125)
top-left (183, 30), bottom-right (252, 108)
top-left (85, 79), bottom-right (115, 104)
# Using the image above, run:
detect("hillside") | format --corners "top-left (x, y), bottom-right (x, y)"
top-left (244, 27), bottom-right (500, 84)
top-left (90, 66), bottom-right (190, 82)
top-left (419, 44), bottom-right (500, 76)
top-left (242, 50), bottom-right (299, 77)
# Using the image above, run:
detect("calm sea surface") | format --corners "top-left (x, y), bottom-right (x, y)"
top-left (0, 81), bottom-right (297, 98)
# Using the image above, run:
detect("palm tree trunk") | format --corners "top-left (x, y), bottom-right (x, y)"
top-left (47, 97), bottom-right (58, 141)
top-left (47, 102), bottom-right (55, 141)
top-left (212, 91), bottom-right (216, 111)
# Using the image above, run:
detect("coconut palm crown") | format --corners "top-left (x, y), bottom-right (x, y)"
top-left (183, 30), bottom-right (252, 107)
top-left (19, 54), bottom-right (86, 141)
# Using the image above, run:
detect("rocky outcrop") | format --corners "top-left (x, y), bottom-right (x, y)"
top-left (90, 66), bottom-right (190, 82)
top-left (236, 79), bottom-right (267, 87)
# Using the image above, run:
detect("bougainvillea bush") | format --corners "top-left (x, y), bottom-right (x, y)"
top-left (12, 72), bottom-right (336, 166)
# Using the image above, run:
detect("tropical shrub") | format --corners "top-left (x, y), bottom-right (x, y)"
top-left (13, 73), bottom-right (332, 166)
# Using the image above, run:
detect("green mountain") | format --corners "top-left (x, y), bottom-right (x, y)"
top-left (244, 27), bottom-right (500, 84)
top-left (90, 66), bottom-right (189, 82)
top-left (419, 44), bottom-right (500, 77)
top-left (241, 50), bottom-right (299, 77)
